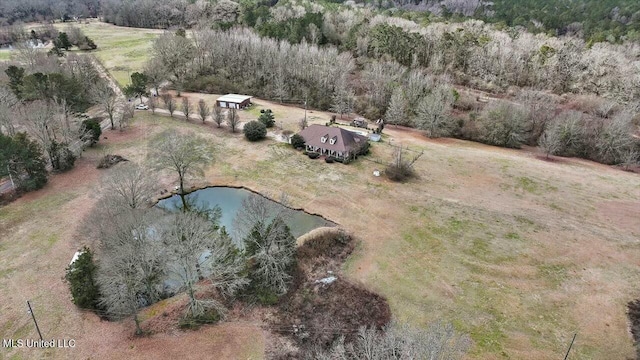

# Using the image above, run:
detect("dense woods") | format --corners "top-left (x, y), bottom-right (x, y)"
top-left (0, 0), bottom-right (100, 24)
top-left (357, 0), bottom-right (640, 43)
top-left (138, 2), bottom-right (639, 165)
top-left (5, 0), bottom-right (638, 44)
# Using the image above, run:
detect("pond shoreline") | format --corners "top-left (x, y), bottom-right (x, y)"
top-left (154, 184), bottom-right (339, 227)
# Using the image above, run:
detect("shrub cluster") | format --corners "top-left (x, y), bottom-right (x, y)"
top-left (290, 133), bottom-right (305, 149)
top-left (243, 120), bottom-right (267, 141)
top-left (65, 248), bottom-right (102, 311)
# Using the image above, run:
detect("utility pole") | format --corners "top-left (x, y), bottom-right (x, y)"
top-left (7, 165), bottom-right (15, 190)
top-left (304, 94), bottom-right (307, 125)
top-left (563, 333), bottom-right (577, 360)
top-left (26, 301), bottom-right (43, 341)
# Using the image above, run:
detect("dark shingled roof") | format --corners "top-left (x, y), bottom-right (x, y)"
top-left (298, 125), bottom-right (368, 153)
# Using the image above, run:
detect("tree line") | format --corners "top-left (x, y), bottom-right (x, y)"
top-left (0, 0), bottom-right (100, 25)
top-left (143, 25), bottom-right (639, 167)
top-left (147, 28), bottom-right (354, 111)
top-left (350, 0), bottom-right (640, 44)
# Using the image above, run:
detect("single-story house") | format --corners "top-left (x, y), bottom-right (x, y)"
top-left (216, 94), bottom-right (252, 109)
top-left (298, 124), bottom-right (369, 161)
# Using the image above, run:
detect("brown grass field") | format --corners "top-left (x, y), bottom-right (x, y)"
top-left (0, 21), bottom-right (639, 359)
top-left (1, 96), bottom-right (639, 359)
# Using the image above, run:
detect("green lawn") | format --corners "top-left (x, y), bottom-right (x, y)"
top-left (56, 22), bottom-right (162, 87)
top-left (0, 49), bottom-right (11, 61)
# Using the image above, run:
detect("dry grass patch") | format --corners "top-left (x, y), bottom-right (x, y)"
top-left (1, 108), bottom-right (639, 359)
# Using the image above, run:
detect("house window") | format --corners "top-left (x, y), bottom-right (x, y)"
top-left (329, 137), bottom-right (336, 145)
top-left (321, 134), bottom-right (328, 143)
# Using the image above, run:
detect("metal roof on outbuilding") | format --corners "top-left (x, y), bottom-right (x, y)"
top-left (216, 94), bottom-right (252, 103)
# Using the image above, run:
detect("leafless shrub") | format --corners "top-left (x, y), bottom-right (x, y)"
top-left (385, 146), bottom-right (423, 182)
top-left (310, 321), bottom-right (471, 360)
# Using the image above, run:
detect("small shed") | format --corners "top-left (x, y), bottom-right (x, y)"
top-left (216, 94), bottom-right (252, 109)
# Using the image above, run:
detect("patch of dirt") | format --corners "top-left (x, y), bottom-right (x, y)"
top-left (596, 200), bottom-right (640, 235)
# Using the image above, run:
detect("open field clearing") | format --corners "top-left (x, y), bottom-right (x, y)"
top-left (56, 21), bottom-right (163, 87)
top-left (1, 103), bottom-right (639, 359)
top-left (1, 22), bottom-right (160, 88)
top-left (0, 49), bottom-right (10, 61)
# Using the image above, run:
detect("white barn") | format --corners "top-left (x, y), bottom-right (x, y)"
top-left (216, 94), bottom-right (252, 109)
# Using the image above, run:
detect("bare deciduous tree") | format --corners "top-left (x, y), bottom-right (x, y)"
top-left (94, 207), bottom-right (168, 335)
top-left (385, 87), bottom-right (408, 126)
top-left (161, 93), bottom-right (176, 117)
top-left (197, 99), bottom-right (210, 123)
top-left (330, 80), bottom-right (354, 119)
top-left (385, 145), bottom-right (423, 182)
top-left (516, 89), bottom-right (558, 144)
top-left (162, 211), bottom-right (247, 318)
top-left (212, 105), bottom-right (224, 127)
top-left (91, 81), bottom-right (118, 130)
top-left (232, 193), bottom-right (287, 243)
top-left (18, 100), bottom-right (56, 164)
top-left (0, 86), bottom-right (19, 136)
top-left (538, 128), bottom-right (562, 159)
top-left (13, 42), bottom-right (41, 70)
top-left (181, 96), bottom-right (192, 121)
top-left (148, 131), bottom-right (213, 209)
top-left (148, 96), bottom-right (157, 114)
top-left (101, 162), bottom-right (157, 209)
top-left (298, 117), bottom-right (308, 130)
top-left (119, 103), bottom-right (135, 130)
top-left (226, 108), bottom-right (239, 133)
top-left (621, 147), bottom-right (639, 171)
top-left (594, 111), bottom-right (636, 164)
top-left (152, 33), bottom-right (195, 96)
top-left (97, 249), bottom-right (148, 335)
top-left (143, 57), bottom-right (167, 96)
top-left (163, 211), bottom-right (216, 317)
top-left (476, 101), bottom-right (530, 148)
top-left (415, 85), bottom-right (455, 138)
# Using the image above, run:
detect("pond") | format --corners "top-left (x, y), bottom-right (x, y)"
top-left (156, 186), bottom-right (335, 238)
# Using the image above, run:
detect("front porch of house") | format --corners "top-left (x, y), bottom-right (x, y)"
top-left (306, 145), bottom-right (349, 160)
